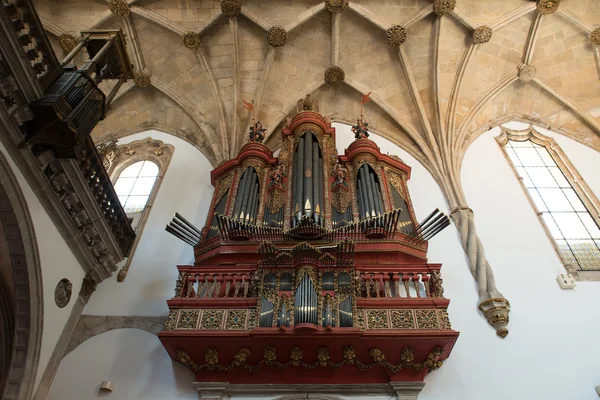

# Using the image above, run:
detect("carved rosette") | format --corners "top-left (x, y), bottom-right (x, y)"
top-left (325, 0), bottom-right (348, 13)
top-left (386, 25), bottom-right (407, 47)
top-left (267, 27), bottom-right (287, 47)
top-left (478, 296), bottom-right (511, 338)
top-left (537, 0), bottom-right (559, 15)
top-left (324, 65), bottom-right (345, 85)
top-left (518, 64), bottom-right (536, 82)
top-left (58, 33), bottom-right (79, 53)
top-left (221, 0), bottom-right (241, 18)
top-left (133, 70), bottom-right (152, 87)
top-left (108, 0), bottom-right (130, 17)
top-left (183, 32), bottom-right (201, 49)
top-left (473, 26), bottom-right (492, 44)
top-left (591, 28), bottom-right (600, 47)
top-left (433, 0), bottom-right (456, 16)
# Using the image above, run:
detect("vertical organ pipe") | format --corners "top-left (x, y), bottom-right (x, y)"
top-left (375, 181), bottom-right (385, 214)
top-left (358, 175), bottom-right (368, 219)
top-left (303, 134), bottom-right (313, 215)
top-left (247, 181), bottom-right (258, 223)
top-left (232, 169), bottom-right (248, 219)
top-left (295, 137), bottom-right (305, 223)
top-left (312, 140), bottom-right (320, 224)
top-left (318, 156), bottom-right (324, 225)
top-left (368, 171), bottom-right (381, 217)
top-left (239, 170), bottom-right (254, 220)
top-left (359, 166), bottom-right (374, 218)
top-left (291, 140), bottom-right (299, 225)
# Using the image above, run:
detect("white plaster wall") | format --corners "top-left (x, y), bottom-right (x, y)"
top-left (0, 142), bottom-right (86, 391)
top-left (85, 131), bottom-right (214, 316)
top-left (47, 329), bottom-right (198, 400)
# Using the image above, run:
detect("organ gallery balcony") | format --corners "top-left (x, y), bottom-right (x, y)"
top-left (159, 99), bottom-right (459, 389)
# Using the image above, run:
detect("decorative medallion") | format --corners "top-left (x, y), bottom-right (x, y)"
top-left (324, 65), bottom-right (345, 85)
top-left (415, 309), bottom-right (439, 329)
top-left (177, 310), bottom-right (200, 329)
top-left (386, 25), bottom-right (407, 47)
top-left (390, 310), bottom-right (415, 329)
top-left (267, 27), bottom-right (287, 47)
top-left (473, 26), bottom-right (492, 44)
top-left (537, 0), bottom-right (559, 15)
top-left (325, 0), bottom-right (348, 13)
top-left (304, 168), bottom-right (312, 178)
top-left (108, 0), bottom-right (130, 17)
top-left (133, 70), bottom-right (151, 87)
top-left (221, 0), bottom-right (242, 17)
top-left (433, 0), bottom-right (456, 16)
top-left (591, 28), bottom-right (600, 47)
top-left (366, 309), bottom-right (389, 329)
top-left (518, 64), bottom-right (536, 82)
top-left (58, 33), bottom-right (79, 53)
top-left (54, 278), bottom-right (72, 308)
top-left (225, 309), bottom-right (247, 330)
top-left (331, 187), bottom-right (351, 213)
top-left (183, 31), bottom-right (201, 49)
top-left (200, 309), bottom-right (224, 330)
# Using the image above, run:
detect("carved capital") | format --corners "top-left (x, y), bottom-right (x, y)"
top-left (183, 31), bottom-right (201, 49)
top-left (591, 28), bottom-right (600, 47)
top-left (221, 0), bottom-right (241, 18)
top-left (324, 65), bottom-right (345, 85)
top-left (58, 34), bottom-right (79, 53)
top-left (473, 26), bottom-right (492, 44)
top-left (325, 0), bottom-right (348, 13)
top-left (133, 70), bottom-right (152, 87)
top-left (518, 64), bottom-right (536, 82)
top-left (478, 294), bottom-right (511, 338)
top-left (79, 274), bottom-right (98, 303)
top-left (433, 0), bottom-right (455, 16)
top-left (267, 27), bottom-right (287, 47)
top-left (537, 0), bottom-right (559, 15)
top-left (108, 0), bottom-right (130, 17)
top-left (386, 25), bottom-right (407, 46)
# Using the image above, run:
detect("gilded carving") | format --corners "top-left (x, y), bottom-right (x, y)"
top-left (297, 94), bottom-right (318, 112)
top-left (473, 26), bottom-right (492, 44)
top-left (386, 25), bottom-right (407, 47)
top-left (108, 0), bottom-right (130, 17)
top-left (183, 31), bottom-right (201, 49)
top-left (390, 309), bottom-right (414, 329)
top-left (200, 309), bottom-right (224, 330)
top-left (221, 0), bottom-right (242, 17)
top-left (415, 309), bottom-right (439, 329)
top-left (247, 308), bottom-right (257, 329)
top-left (518, 64), bottom-right (536, 82)
top-left (133, 70), bottom-right (151, 87)
top-left (216, 172), bottom-right (234, 203)
top-left (438, 309), bottom-right (452, 329)
top-left (366, 309), bottom-right (389, 329)
top-left (324, 65), bottom-right (345, 85)
top-left (400, 347), bottom-right (414, 363)
top-left (225, 309), bottom-right (247, 330)
top-left (537, 0), bottom-right (559, 15)
top-left (478, 297), bottom-right (511, 338)
top-left (433, 0), bottom-right (455, 16)
top-left (267, 27), bottom-right (287, 47)
top-left (431, 270), bottom-right (445, 297)
top-left (325, 0), bottom-right (348, 13)
top-left (591, 28), bottom-right (600, 46)
top-left (58, 33), bottom-right (79, 53)
top-left (96, 139), bottom-right (118, 170)
top-left (177, 309), bottom-right (200, 329)
top-left (267, 187), bottom-right (285, 214)
top-left (387, 171), bottom-right (406, 201)
top-left (164, 309), bottom-right (179, 330)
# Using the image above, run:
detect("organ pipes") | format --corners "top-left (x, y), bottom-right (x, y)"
top-left (292, 133), bottom-right (324, 227)
top-left (233, 167), bottom-right (260, 223)
top-left (165, 212), bottom-right (204, 246)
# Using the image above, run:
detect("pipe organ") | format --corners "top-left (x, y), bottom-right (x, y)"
top-left (160, 96), bottom-right (458, 390)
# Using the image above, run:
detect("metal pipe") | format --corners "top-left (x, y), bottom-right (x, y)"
top-left (246, 179), bottom-right (258, 223)
top-left (368, 171), bottom-right (381, 218)
top-left (408, 214), bottom-right (446, 242)
top-left (239, 169), bottom-right (254, 220)
top-left (61, 36), bottom-right (87, 66)
top-left (303, 134), bottom-right (313, 216)
top-left (406, 209), bottom-right (439, 238)
top-left (233, 169), bottom-right (249, 219)
top-left (312, 140), bottom-right (320, 224)
top-left (174, 212), bottom-right (204, 237)
top-left (358, 173), bottom-right (368, 219)
top-left (375, 181), bottom-right (385, 215)
top-left (166, 226), bottom-right (196, 246)
top-left (250, 182), bottom-right (260, 224)
top-left (361, 166), bottom-right (376, 218)
top-left (105, 77), bottom-right (125, 107)
top-left (171, 219), bottom-right (201, 241)
top-left (169, 221), bottom-right (199, 243)
top-left (295, 137), bottom-right (305, 223)
top-left (318, 155), bottom-right (324, 225)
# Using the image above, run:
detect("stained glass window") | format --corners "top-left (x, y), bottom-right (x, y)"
top-left (114, 161), bottom-right (159, 213)
top-left (505, 139), bottom-right (600, 271)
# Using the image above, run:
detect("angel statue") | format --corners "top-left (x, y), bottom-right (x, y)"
top-left (351, 115), bottom-right (369, 139)
top-left (332, 163), bottom-right (348, 187)
top-left (270, 163), bottom-right (286, 186)
top-left (249, 120), bottom-right (267, 143)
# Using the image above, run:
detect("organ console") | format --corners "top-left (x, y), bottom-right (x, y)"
top-left (159, 96), bottom-right (459, 390)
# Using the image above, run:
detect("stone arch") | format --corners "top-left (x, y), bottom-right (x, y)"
top-left (0, 150), bottom-right (43, 400)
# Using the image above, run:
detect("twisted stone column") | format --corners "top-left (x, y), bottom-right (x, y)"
top-left (450, 207), bottom-right (511, 338)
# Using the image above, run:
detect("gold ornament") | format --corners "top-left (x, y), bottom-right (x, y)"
top-left (518, 64), bottom-right (536, 82)
top-left (221, 0), bottom-right (241, 17)
top-left (433, 0), bottom-right (456, 16)
top-left (58, 33), bottom-right (79, 53)
top-left (386, 25), bottom-right (407, 46)
top-left (108, 0), bottom-right (130, 17)
top-left (183, 31), bottom-right (201, 49)
top-left (325, 0), bottom-right (348, 13)
top-left (267, 27), bottom-right (287, 47)
top-left (478, 297), bottom-right (511, 338)
top-left (324, 65), bottom-right (345, 85)
top-left (473, 26), bottom-right (492, 44)
top-left (133, 70), bottom-right (151, 87)
top-left (331, 187), bottom-right (351, 213)
top-left (591, 28), bottom-right (600, 47)
top-left (537, 0), bottom-right (559, 15)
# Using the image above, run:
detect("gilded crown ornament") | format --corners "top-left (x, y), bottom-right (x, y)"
top-left (591, 28), bottom-right (600, 47)
top-left (108, 0), bottom-right (130, 17)
top-left (473, 26), bottom-right (492, 44)
top-left (183, 31), bottom-right (201, 49)
top-left (386, 25), bottom-right (407, 47)
top-left (518, 64), bottom-right (536, 82)
top-left (133, 70), bottom-right (151, 87)
top-left (267, 27), bottom-right (287, 47)
top-left (433, 0), bottom-right (455, 16)
top-left (325, 0), bottom-right (348, 13)
top-left (58, 33), bottom-right (79, 53)
top-left (537, 0), bottom-right (559, 15)
top-left (324, 65), bottom-right (345, 85)
top-left (221, 0), bottom-right (241, 18)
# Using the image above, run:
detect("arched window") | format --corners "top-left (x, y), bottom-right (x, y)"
top-left (114, 161), bottom-right (159, 213)
top-left (497, 126), bottom-right (600, 275)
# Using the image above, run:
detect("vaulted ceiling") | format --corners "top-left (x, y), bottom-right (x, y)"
top-left (37, 0), bottom-right (600, 184)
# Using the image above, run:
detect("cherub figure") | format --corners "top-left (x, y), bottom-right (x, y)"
top-left (285, 116), bottom-right (292, 127)
top-left (332, 163), bottom-right (348, 186)
top-left (351, 116), bottom-right (369, 139)
top-left (249, 120), bottom-right (268, 143)
top-left (270, 163), bottom-right (286, 186)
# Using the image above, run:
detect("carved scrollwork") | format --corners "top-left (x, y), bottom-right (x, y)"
top-left (331, 187), bottom-right (351, 213)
